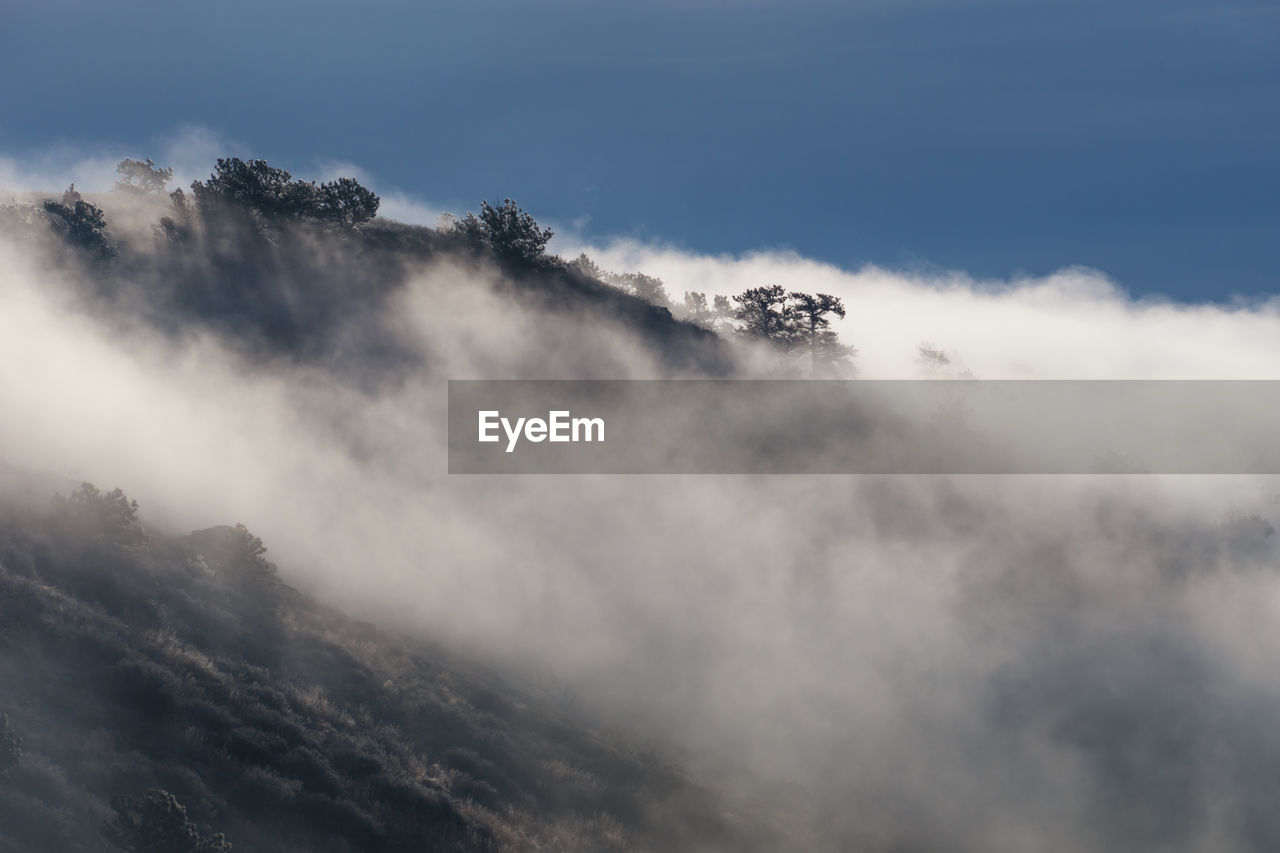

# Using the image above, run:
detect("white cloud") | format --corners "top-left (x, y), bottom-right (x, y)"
top-left (0, 124), bottom-right (248, 199)
top-left (563, 237), bottom-right (1280, 379)
top-left (158, 124), bottom-right (251, 189)
top-left (315, 158), bottom-right (445, 226)
top-left (8, 132), bottom-right (1280, 849)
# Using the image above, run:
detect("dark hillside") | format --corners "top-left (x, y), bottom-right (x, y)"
top-left (2, 164), bottom-right (734, 380)
top-left (0, 161), bottom-right (767, 852)
top-left (0, 476), bottom-right (778, 852)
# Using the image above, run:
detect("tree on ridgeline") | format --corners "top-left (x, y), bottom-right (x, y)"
top-left (318, 176), bottom-right (380, 226)
top-left (185, 523), bottom-right (279, 583)
top-left (224, 523), bottom-right (278, 581)
top-left (732, 284), bottom-right (794, 350)
top-left (115, 158), bottom-right (174, 195)
top-left (790, 291), bottom-right (850, 376)
top-left (682, 291), bottom-right (736, 333)
top-left (681, 291), bottom-right (714, 326)
top-left (42, 184), bottom-right (117, 260)
top-left (191, 158), bottom-right (378, 226)
top-left (193, 158), bottom-right (297, 217)
top-left (452, 198), bottom-right (554, 264)
top-left (155, 188), bottom-right (196, 244)
top-left (565, 252), bottom-right (674, 307)
top-left (731, 286), bottom-right (856, 375)
top-left (568, 252), bottom-right (605, 280)
top-left (610, 271), bottom-right (670, 307)
top-left (713, 294), bottom-right (733, 320)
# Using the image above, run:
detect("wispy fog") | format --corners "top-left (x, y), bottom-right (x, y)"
top-left (573, 238), bottom-right (1280, 379)
top-left (4, 166), bottom-right (1280, 850)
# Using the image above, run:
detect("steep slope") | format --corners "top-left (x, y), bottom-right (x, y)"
top-left (2, 186), bottom-right (735, 381)
top-left (0, 476), bottom-right (781, 852)
top-left (0, 170), bottom-right (774, 851)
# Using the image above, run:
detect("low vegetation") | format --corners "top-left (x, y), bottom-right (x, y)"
top-left (0, 479), bottom-right (774, 851)
top-left (2, 156), bottom-right (854, 377)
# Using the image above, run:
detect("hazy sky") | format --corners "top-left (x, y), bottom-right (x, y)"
top-left (2, 0), bottom-right (1276, 300)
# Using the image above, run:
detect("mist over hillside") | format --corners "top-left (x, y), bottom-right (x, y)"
top-left (5, 157), bottom-right (1280, 851)
top-left (0, 474), bottom-right (777, 852)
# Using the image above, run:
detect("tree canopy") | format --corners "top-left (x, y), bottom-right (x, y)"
top-left (192, 158), bottom-right (378, 226)
top-left (789, 292), bottom-right (849, 376)
top-left (453, 198), bottom-right (553, 263)
top-left (730, 286), bottom-right (856, 375)
top-left (42, 185), bottom-right (117, 260)
top-left (56, 482), bottom-right (147, 547)
top-left (681, 291), bottom-right (713, 325)
top-left (732, 285), bottom-right (793, 348)
top-left (115, 158), bottom-right (174, 194)
top-left (610, 271), bottom-right (670, 307)
top-left (317, 176), bottom-right (380, 226)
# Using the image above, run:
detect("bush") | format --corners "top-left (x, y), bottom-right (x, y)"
top-left (56, 483), bottom-right (147, 548)
top-left (102, 788), bottom-right (231, 852)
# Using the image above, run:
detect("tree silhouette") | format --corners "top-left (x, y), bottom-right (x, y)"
top-left (568, 252), bottom-right (605, 280)
top-left (732, 285), bottom-right (794, 349)
top-left (191, 159), bottom-right (378, 228)
top-left (789, 292), bottom-right (847, 376)
top-left (187, 523), bottom-right (278, 581)
top-left (115, 158), bottom-right (174, 194)
top-left (155, 189), bottom-right (195, 244)
top-left (810, 326), bottom-right (857, 377)
top-left (43, 185), bottom-right (117, 259)
top-left (56, 482), bottom-right (146, 547)
top-left (103, 789), bottom-right (231, 853)
top-left (195, 158), bottom-right (298, 217)
top-left (455, 198), bottom-right (553, 263)
top-left (729, 287), bottom-right (856, 374)
top-left (681, 291), bottom-right (713, 325)
top-left (225, 523), bottom-right (277, 579)
top-left (318, 176), bottom-right (380, 226)
top-left (611, 271), bottom-right (670, 306)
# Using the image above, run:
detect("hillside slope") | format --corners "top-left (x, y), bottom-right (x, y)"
top-left (0, 475), bottom-right (782, 852)
top-left (2, 177), bottom-right (735, 381)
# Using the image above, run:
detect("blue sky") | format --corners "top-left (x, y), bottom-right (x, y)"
top-left (1, 0), bottom-right (1276, 300)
